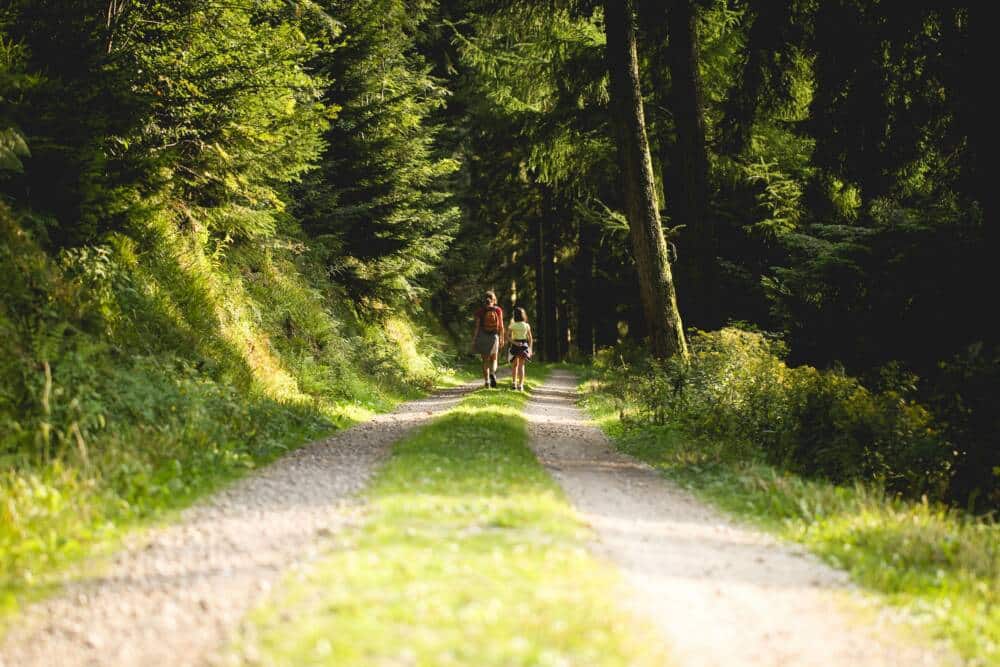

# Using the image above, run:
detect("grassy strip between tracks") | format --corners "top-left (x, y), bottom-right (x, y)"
top-left (226, 367), bottom-right (669, 667)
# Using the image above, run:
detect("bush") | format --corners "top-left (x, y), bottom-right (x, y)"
top-left (595, 328), bottom-right (954, 501)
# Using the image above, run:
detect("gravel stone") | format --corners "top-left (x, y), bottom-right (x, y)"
top-left (0, 382), bottom-right (475, 667)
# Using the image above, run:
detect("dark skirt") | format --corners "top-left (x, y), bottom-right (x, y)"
top-left (508, 341), bottom-right (531, 363)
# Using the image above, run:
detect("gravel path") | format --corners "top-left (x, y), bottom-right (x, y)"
top-left (524, 370), bottom-right (957, 667)
top-left (0, 382), bottom-right (476, 667)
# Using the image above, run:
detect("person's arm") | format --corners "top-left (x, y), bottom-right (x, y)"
top-left (527, 326), bottom-right (533, 350)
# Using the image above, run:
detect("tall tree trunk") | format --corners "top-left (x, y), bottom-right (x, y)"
top-left (557, 295), bottom-right (570, 359)
top-left (604, 0), bottom-right (687, 359)
top-left (575, 216), bottom-right (596, 357)
top-left (541, 189), bottom-right (559, 361)
top-left (661, 0), bottom-right (719, 329)
top-left (533, 211), bottom-right (548, 359)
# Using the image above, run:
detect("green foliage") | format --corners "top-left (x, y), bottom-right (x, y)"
top-left (0, 127), bottom-right (27, 172)
top-left (1, 0), bottom-right (471, 612)
top-left (741, 156), bottom-right (805, 236)
top-left (296, 0), bottom-right (460, 302)
top-left (931, 343), bottom-right (1000, 511)
top-left (0, 32), bottom-right (33, 173)
top-left (595, 328), bottom-right (954, 499)
top-left (1, 0), bottom-right (330, 246)
top-left (1, 0), bottom-right (997, 636)
top-left (136, 5), bottom-right (329, 239)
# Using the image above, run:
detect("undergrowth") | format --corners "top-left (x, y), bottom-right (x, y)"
top-left (0, 205), bottom-right (455, 620)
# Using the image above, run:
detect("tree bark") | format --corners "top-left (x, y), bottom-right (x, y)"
top-left (662, 0), bottom-right (719, 329)
top-left (574, 216), bottom-right (596, 357)
top-left (533, 211), bottom-right (547, 359)
top-left (604, 0), bottom-right (687, 358)
top-left (541, 188), bottom-right (559, 361)
top-left (557, 295), bottom-right (570, 359)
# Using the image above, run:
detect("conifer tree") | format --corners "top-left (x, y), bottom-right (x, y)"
top-left (296, 0), bottom-right (460, 304)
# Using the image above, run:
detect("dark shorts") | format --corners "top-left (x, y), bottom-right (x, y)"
top-left (475, 332), bottom-right (499, 357)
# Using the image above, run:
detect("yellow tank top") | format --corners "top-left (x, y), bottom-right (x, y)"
top-left (509, 321), bottom-right (530, 340)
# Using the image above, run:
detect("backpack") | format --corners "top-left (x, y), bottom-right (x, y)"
top-left (480, 306), bottom-right (501, 333)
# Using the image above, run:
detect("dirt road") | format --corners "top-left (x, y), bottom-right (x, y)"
top-left (523, 369), bottom-right (955, 667)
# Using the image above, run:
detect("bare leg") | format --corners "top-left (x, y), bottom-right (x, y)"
top-left (488, 345), bottom-right (498, 386)
top-left (481, 355), bottom-right (490, 385)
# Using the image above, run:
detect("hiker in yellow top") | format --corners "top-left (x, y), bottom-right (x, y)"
top-left (506, 307), bottom-right (533, 391)
top-left (472, 291), bottom-right (504, 388)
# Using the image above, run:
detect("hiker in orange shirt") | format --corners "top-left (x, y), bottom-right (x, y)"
top-left (472, 290), bottom-right (504, 388)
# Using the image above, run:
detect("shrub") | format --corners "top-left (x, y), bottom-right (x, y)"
top-left (595, 328), bottom-right (954, 501)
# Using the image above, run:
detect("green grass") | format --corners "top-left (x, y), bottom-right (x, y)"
top-left (224, 370), bottom-right (669, 667)
top-left (580, 378), bottom-right (999, 666)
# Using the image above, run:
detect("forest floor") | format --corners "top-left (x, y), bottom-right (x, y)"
top-left (0, 369), bottom-right (959, 666)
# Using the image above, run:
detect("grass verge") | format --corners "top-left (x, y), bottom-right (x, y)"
top-left (0, 352), bottom-right (469, 630)
top-left (579, 376), bottom-right (998, 667)
top-left (224, 369), bottom-right (669, 667)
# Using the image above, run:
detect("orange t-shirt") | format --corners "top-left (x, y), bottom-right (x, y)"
top-left (474, 306), bottom-right (504, 333)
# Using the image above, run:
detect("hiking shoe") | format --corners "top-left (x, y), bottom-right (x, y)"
top-left (489, 373), bottom-right (497, 388)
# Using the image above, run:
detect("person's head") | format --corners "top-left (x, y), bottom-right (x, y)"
top-left (513, 307), bottom-right (527, 323)
top-left (484, 290), bottom-right (496, 307)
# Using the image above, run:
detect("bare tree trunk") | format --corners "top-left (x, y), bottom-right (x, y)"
top-left (541, 188), bottom-right (559, 361)
top-left (533, 212), bottom-right (547, 358)
top-left (557, 297), bottom-right (570, 359)
top-left (604, 0), bottom-right (687, 358)
top-left (575, 217), bottom-right (596, 357)
top-left (663, 0), bottom-right (719, 329)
